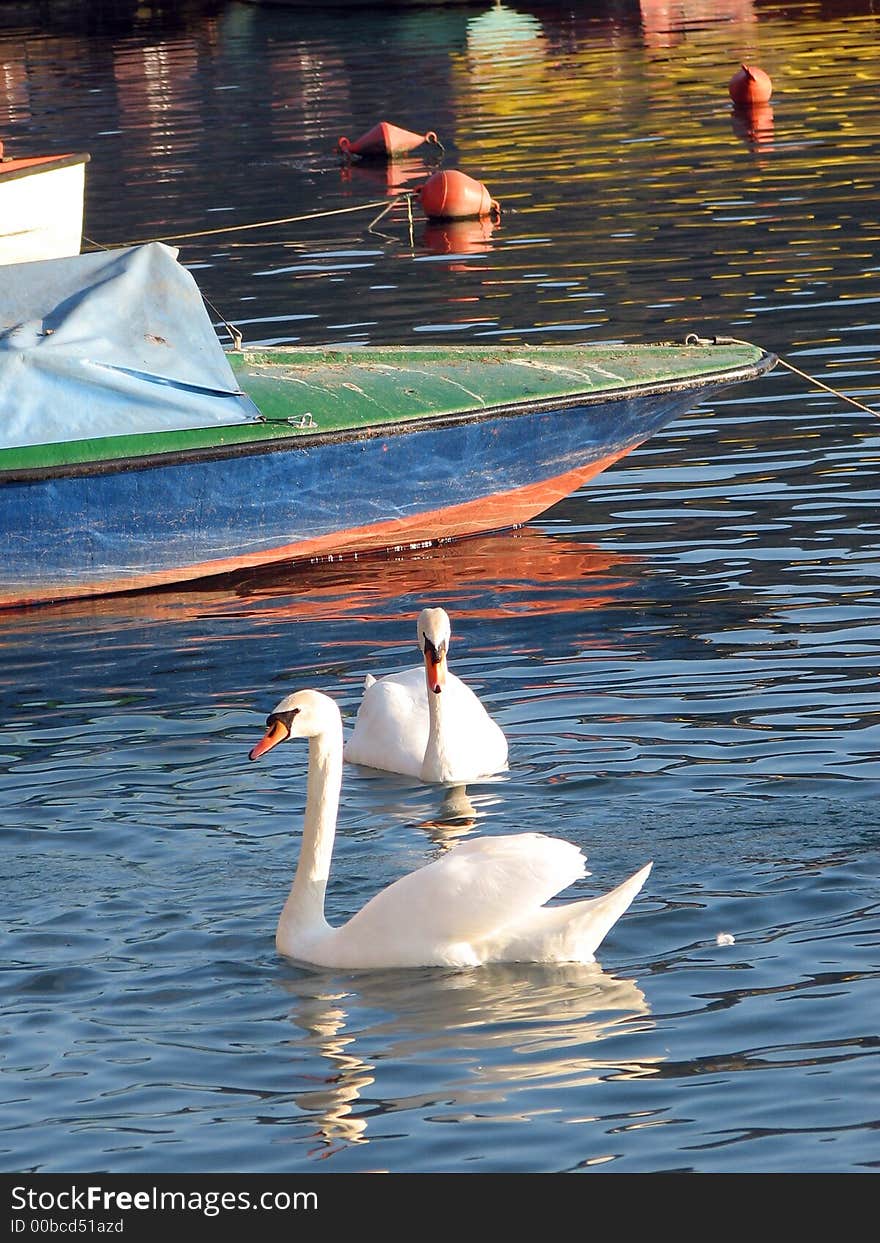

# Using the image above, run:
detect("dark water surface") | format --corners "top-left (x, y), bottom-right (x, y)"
top-left (1, 0), bottom-right (878, 1174)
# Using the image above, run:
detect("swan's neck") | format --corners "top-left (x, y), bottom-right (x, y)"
top-left (279, 720), bottom-right (342, 938)
top-left (421, 682), bottom-right (452, 781)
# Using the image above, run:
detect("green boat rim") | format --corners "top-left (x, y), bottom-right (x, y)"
top-left (0, 340), bottom-right (775, 478)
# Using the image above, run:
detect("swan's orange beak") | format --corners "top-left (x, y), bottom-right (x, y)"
top-left (249, 717), bottom-right (289, 761)
top-left (424, 642), bottom-right (447, 694)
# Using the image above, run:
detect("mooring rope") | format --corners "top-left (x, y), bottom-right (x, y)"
top-left (772, 354), bottom-right (880, 418)
top-left (366, 192), bottom-right (416, 243)
top-left (86, 199), bottom-right (396, 249)
top-left (725, 335), bottom-right (880, 419)
top-left (82, 197), bottom-right (419, 349)
top-left (696, 335), bottom-right (879, 422)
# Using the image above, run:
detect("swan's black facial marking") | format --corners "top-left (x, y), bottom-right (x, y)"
top-left (421, 635), bottom-right (447, 662)
top-left (422, 635), bottom-right (447, 695)
top-left (250, 707), bottom-right (299, 762)
top-left (267, 707), bottom-right (300, 731)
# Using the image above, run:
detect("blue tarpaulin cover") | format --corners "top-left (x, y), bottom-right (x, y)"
top-left (0, 242), bottom-right (260, 450)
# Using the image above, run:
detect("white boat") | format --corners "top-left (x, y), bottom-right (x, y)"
top-left (0, 146), bottom-right (89, 266)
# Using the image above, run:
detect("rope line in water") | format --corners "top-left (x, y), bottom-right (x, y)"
top-left (774, 355), bottom-right (880, 418)
top-left (724, 336), bottom-right (880, 419)
top-left (366, 196), bottom-right (405, 230)
top-left (87, 199), bottom-right (396, 248)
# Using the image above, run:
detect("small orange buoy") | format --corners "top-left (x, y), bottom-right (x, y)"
top-left (337, 121), bottom-right (442, 160)
top-left (729, 63), bottom-right (773, 106)
top-left (418, 169), bottom-right (500, 221)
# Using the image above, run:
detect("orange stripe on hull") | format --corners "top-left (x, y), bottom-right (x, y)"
top-left (0, 445), bottom-right (633, 607)
top-left (0, 154), bottom-right (83, 176)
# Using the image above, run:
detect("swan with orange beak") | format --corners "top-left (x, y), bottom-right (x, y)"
top-left (247, 688), bottom-right (650, 969)
top-left (343, 607), bottom-right (508, 784)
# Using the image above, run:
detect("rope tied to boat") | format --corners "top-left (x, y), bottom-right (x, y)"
top-left (255, 412), bottom-right (317, 429)
top-left (83, 196), bottom-right (423, 347)
top-left (686, 334), bottom-right (880, 420)
top-left (85, 199), bottom-right (399, 248)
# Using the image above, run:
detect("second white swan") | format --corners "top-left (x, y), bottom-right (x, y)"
top-left (250, 688), bottom-right (652, 970)
top-left (343, 607), bottom-right (508, 783)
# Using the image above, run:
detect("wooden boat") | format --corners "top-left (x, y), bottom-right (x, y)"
top-left (0, 243), bottom-right (775, 608)
top-left (0, 144), bottom-right (89, 266)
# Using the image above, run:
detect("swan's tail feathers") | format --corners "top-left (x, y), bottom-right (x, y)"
top-left (363, 673), bottom-right (377, 690)
top-left (570, 860), bottom-right (652, 959)
top-left (498, 860), bottom-right (652, 964)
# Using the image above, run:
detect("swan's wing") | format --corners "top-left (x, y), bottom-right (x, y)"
top-left (444, 674), bottom-right (505, 732)
top-left (342, 833), bottom-right (586, 948)
top-left (343, 666), bottom-right (428, 775)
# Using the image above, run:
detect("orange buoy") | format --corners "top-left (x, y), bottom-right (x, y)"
top-left (337, 121), bottom-right (442, 160)
top-left (418, 169), bottom-right (500, 221)
top-left (729, 63), bottom-right (773, 106)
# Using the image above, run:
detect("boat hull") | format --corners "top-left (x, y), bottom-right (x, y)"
top-left (0, 154), bottom-right (89, 266)
top-left (0, 365), bottom-right (769, 607)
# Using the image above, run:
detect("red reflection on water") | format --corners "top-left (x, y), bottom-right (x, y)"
top-left (340, 156), bottom-right (432, 195)
top-left (219, 527), bottom-right (639, 633)
top-left (1, 528), bottom-right (638, 631)
top-left (730, 101), bottom-right (775, 157)
top-left (639, 0), bottom-right (756, 48)
top-left (421, 215), bottom-right (498, 257)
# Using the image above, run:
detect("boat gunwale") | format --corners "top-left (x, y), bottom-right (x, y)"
top-left (0, 350), bottom-right (776, 485)
top-left (0, 152), bottom-right (90, 184)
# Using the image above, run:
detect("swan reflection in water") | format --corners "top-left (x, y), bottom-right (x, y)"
top-left (416, 784), bottom-right (481, 842)
top-left (280, 963), bottom-right (658, 1157)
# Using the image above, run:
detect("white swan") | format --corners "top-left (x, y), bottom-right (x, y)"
top-left (343, 607), bottom-right (508, 783)
top-left (249, 689), bottom-right (652, 969)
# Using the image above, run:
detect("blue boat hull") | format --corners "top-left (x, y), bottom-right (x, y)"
top-left (0, 382), bottom-right (731, 606)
